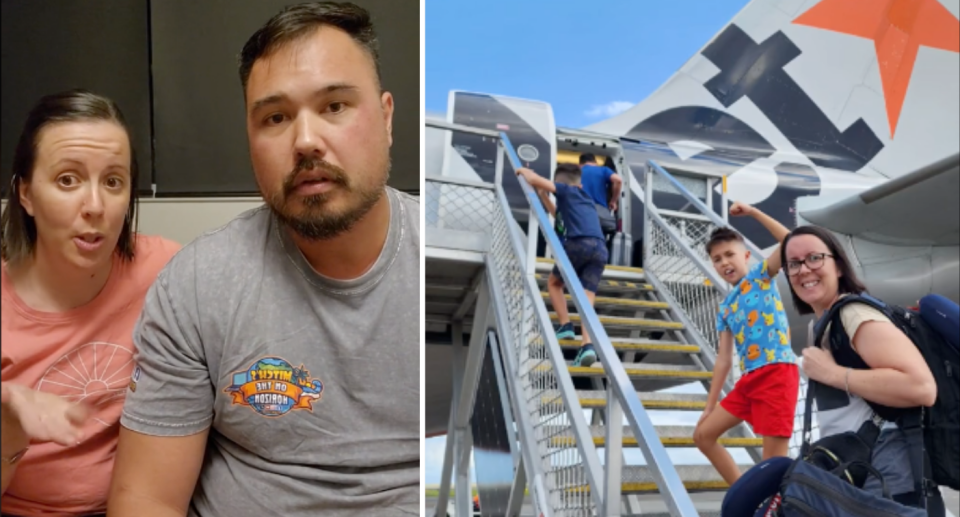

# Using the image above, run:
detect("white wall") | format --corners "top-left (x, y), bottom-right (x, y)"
top-left (1, 197), bottom-right (264, 246)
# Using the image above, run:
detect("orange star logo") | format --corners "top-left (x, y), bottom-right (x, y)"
top-left (794, 0), bottom-right (960, 138)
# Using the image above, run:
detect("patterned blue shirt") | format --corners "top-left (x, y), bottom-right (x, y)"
top-left (716, 260), bottom-right (797, 374)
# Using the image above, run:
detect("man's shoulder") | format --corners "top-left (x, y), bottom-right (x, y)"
top-left (157, 205), bottom-right (273, 286)
top-left (392, 188), bottom-right (419, 219)
top-left (390, 187), bottom-right (420, 245)
top-left (583, 164), bottom-right (613, 177)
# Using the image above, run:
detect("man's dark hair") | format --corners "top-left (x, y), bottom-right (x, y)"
top-left (603, 155), bottom-right (616, 172)
top-left (238, 2), bottom-right (381, 93)
top-left (705, 227), bottom-right (744, 256)
top-left (579, 153), bottom-right (597, 165)
top-left (554, 163), bottom-right (581, 185)
top-left (780, 225), bottom-right (867, 315)
top-left (1, 89), bottom-right (140, 264)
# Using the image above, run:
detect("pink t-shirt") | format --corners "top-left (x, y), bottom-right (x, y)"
top-left (1, 234), bottom-right (180, 517)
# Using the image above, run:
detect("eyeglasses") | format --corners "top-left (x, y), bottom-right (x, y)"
top-left (786, 253), bottom-right (833, 276)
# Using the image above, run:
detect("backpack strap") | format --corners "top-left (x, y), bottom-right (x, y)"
top-left (800, 376), bottom-right (817, 458)
top-left (818, 294), bottom-right (932, 505)
top-left (898, 410), bottom-right (931, 508)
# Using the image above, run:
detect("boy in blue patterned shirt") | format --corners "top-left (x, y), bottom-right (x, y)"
top-left (693, 202), bottom-right (799, 486)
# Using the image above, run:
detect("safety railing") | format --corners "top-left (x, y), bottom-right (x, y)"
top-left (424, 176), bottom-right (497, 235)
top-left (486, 181), bottom-right (597, 517)
top-left (500, 135), bottom-right (701, 517)
top-left (426, 119), bottom-right (703, 516)
top-left (641, 160), bottom-right (815, 458)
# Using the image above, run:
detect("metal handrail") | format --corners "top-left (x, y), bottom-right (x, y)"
top-left (503, 133), bottom-right (700, 517)
top-left (646, 160), bottom-right (765, 258)
top-left (488, 183), bottom-right (599, 516)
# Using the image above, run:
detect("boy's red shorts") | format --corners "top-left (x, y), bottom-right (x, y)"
top-left (720, 362), bottom-right (799, 438)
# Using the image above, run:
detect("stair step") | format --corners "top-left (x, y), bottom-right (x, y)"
top-left (535, 274), bottom-right (655, 293)
top-left (566, 363), bottom-right (712, 381)
top-left (536, 257), bottom-right (646, 279)
top-left (549, 313), bottom-right (684, 331)
top-left (556, 338), bottom-right (698, 354)
top-left (549, 425), bottom-right (761, 448)
top-left (571, 390), bottom-right (709, 411)
top-left (562, 465), bottom-right (749, 494)
top-left (541, 292), bottom-right (669, 311)
top-left (618, 465), bottom-right (751, 494)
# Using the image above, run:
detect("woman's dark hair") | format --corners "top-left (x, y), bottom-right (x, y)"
top-left (1, 89), bottom-right (139, 264)
top-left (780, 225), bottom-right (867, 315)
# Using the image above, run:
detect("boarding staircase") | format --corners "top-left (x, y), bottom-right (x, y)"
top-left (426, 121), bottom-right (808, 517)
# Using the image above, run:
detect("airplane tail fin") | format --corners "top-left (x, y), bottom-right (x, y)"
top-left (587, 0), bottom-right (960, 179)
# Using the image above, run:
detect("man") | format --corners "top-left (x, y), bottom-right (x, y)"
top-left (578, 153), bottom-right (622, 253)
top-left (107, 3), bottom-right (419, 516)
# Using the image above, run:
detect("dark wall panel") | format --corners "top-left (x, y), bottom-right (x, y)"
top-left (149, 0), bottom-right (420, 195)
top-left (1, 0), bottom-right (154, 197)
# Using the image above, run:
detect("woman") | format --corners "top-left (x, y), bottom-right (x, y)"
top-left (1, 90), bottom-right (180, 517)
top-left (781, 225), bottom-right (944, 514)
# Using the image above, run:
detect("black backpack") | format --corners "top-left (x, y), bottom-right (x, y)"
top-left (816, 293), bottom-right (960, 491)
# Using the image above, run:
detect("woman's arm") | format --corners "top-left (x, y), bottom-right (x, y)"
top-left (806, 320), bottom-right (937, 408)
top-left (1, 392), bottom-right (30, 494)
top-left (846, 320), bottom-right (937, 407)
top-left (1, 383), bottom-right (90, 494)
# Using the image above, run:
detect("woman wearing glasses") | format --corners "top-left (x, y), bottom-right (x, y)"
top-left (780, 225), bottom-right (943, 514)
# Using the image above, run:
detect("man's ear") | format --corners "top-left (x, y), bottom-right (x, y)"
top-left (380, 91), bottom-right (394, 147)
top-left (744, 249), bottom-right (751, 261)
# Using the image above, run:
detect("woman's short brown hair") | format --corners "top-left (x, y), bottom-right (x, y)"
top-left (1, 89), bottom-right (139, 264)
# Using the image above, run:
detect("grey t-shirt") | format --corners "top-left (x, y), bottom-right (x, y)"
top-left (121, 187), bottom-right (420, 516)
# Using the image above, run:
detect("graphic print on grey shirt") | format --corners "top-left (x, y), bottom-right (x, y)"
top-left (121, 187), bottom-right (420, 517)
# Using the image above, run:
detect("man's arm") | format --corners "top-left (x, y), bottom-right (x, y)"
top-left (108, 428), bottom-right (209, 517)
top-left (608, 173), bottom-right (623, 211)
top-left (108, 256), bottom-right (215, 516)
top-left (729, 202), bottom-right (790, 277)
top-left (516, 167), bottom-right (556, 193)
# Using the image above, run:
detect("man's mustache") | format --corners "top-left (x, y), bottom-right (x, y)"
top-left (283, 158), bottom-right (349, 196)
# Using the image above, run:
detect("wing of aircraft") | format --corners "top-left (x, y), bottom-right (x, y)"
top-left (801, 153), bottom-right (960, 247)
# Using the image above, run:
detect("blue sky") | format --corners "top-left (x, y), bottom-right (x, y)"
top-left (426, 0), bottom-right (750, 129)
top-left (424, 0), bottom-right (747, 484)
top-left (424, 0), bottom-right (753, 486)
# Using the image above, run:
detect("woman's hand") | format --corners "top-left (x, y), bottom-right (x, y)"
top-left (1, 383), bottom-right (90, 447)
top-left (801, 346), bottom-right (843, 387)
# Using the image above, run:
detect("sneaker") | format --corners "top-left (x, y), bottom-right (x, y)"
top-left (573, 345), bottom-right (597, 367)
top-left (555, 322), bottom-right (575, 341)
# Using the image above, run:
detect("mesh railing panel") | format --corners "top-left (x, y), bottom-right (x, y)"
top-left (647, 217), bottom-right (731, 374)
top-left (487, 192), bottom-right (596, 516)
top-left (425, 179), bottom-right (496, 234)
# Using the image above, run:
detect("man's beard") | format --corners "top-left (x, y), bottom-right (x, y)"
top-left (266, 155), bottom-right (389, 241)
